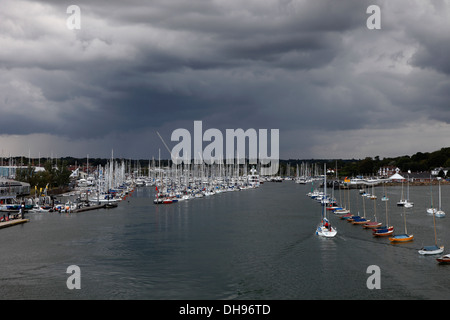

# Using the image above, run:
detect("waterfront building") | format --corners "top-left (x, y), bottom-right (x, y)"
top-left (0, 178), bottom-right (30, 203)
top-left (0, 166), bottom-right (45, 179)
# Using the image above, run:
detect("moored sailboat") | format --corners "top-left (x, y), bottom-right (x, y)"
top-left (419, 245), bottom-right (444, 255)
top-left (363, 188), bottom-right (382, 228)
top-left (352, 191), bottom-right (370, 225)
top-left (373, 183), bottom-right (394, 236)
top-left (397, 180), bottom-right (406, 206)
top-left (419, 194), bottom-right (444, 255)
top-left (437, 254), bottom-right (450, 264)
top-left (389, 206), bottom-right (413, 242)
top-left (435, 178), bottom-right (445, 218)
top-left (373, 225), bottom-right (394, 236)
top-left (427, 176), bottom-right (437, 215)
top-left (363, 221), bottom-right (382, 228)
top-left (404, 175), bottom-right (414, 207)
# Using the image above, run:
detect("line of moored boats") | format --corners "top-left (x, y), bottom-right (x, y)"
top-left (308, 166), bottom-right (450, 264)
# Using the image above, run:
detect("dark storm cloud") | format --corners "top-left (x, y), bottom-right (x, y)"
top-left (1, 0), bottom-right (450, 158)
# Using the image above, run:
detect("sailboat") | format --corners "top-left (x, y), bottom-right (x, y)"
top-left (404, 175), bottom-right (414, 208)
top-left (381, 182), bottom-right (389, 201)
top-left (337, 182), bottom-right (352, 218)
top-left (369, 184), bottom-right (377, 199)
top-left (435, 178), bottom-right (445, 218)
top-left (418, 235), bottom-right (444, 254)
top-left (316, 164), bottom-right (337, 238)
top-left (436, 254), bottom-right (450, 264)
top-left (363, 187), bottom-right (382, 229)
top-left (352, 190), bottom-right (370, 225)
top-left (373, 183), bottom-right (394, 236)
top-left (346, 186), bottom-right (362, 222)
top-left (426, 176), bottom-right (437, 215)
top-left (397, 180), bottom-right (407, 206)
top-left (419, 189), bottom-right (444, 255)
top-left (389, 205), bottom-right (414, 242)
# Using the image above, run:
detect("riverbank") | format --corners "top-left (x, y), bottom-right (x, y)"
top-left (324, 179), bottom-right (450, 189)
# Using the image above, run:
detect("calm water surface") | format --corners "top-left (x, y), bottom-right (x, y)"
top-left (1, 182), bottom-right (450, 299)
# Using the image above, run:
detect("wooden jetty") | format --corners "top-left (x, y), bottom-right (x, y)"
top-left (72, 203), bottom-right (118, 213)
top-left (0, 218), bottom-right (30, 229)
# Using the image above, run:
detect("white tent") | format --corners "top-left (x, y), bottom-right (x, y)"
top-left (389, 173), bottom-right (405, 181)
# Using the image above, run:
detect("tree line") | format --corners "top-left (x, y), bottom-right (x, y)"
top-left (281, 147), bottom-right (450, 178)
top-left (10, 147), bottom-right (450, 184)
top-left (15, 160), bottom-right (72, 190)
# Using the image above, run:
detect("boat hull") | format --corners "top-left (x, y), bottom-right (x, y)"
top-left (389, 234), bottom-right (414, 242)
top-left (373, 226), bottom-right (394, 237)
top-left (418, 246), bottom-right (444, 255)
top-left (363, 222), bottom-right (382, 229)
top-left (435, 210), bottom-right (446, 218)
top-left (316, 226), bottom-right (337, 238)
top-left (340, 214), bottom-right (353, 220)
top-left (437, 255), bottom-right (450, 264)
top-left (373, 230), bottom-right (393, 237)
top-left (352, 219), bottom-right (370, 225)
top-left (347, 216), bottom-right (361, 222)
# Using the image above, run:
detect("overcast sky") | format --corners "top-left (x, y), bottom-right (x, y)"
top-left (1, 0), bottom-right (450, 160)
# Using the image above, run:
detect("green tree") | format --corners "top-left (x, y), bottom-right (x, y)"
top-left (358, 157), bottom-right (374, 175)
top-left (15, 160), bottom-right (71, 189)
top-left (54, 161), bottom-right (72, 187)
top-left (15, 164), bottom-right (35, 184)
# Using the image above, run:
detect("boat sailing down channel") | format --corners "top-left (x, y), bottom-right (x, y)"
top-left (316, 163), bottom-right (337, 238)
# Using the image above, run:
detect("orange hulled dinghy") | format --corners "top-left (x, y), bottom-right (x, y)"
top-left (389, 234), bottom-right (414, 242)
top-left (389, 206), bottom-right (413, 243)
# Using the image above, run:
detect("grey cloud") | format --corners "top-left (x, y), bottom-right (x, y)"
top-left (1, 0), bottom-right (450, 159)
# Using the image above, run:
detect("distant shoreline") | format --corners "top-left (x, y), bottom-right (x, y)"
top-left (384, 180), bottom-right (449, 187)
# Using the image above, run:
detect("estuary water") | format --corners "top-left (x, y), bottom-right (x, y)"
top-left (1, 181), bottom-right (450, 300)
